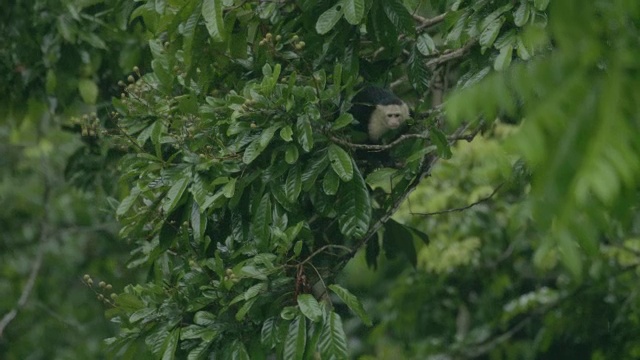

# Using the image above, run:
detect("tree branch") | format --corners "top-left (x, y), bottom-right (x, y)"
top-left (426, 40), bottom-right (477, 67)
top-left (411, 183), bottom-right (503, 216)
top-left (0, 158), bottom-right (51, 338)
top-left (413, 13), bottom-right (447, 30)
top-left (329, 133), bottom-right (430, 152)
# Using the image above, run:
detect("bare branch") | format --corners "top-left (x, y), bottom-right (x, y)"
top-left (427, 40), bottom-right (477, 67)
top-left (413, 13), bottom-right (447, 30)
top-left (0, 158), bottom-right (51, 338)
top-left (411, 183), bottom-right (504, 216)
top-left (329, 133), bottom-right (430, 152)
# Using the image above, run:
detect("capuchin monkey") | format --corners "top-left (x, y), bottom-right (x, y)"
top-left (349, 86), bottom-right (410, 143)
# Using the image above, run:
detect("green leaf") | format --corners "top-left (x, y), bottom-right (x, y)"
top-left (284, 316), bottom-right (306, 360)
top-left (242, 136), bottom-right (265, 164)
top-left (416, 33), bottom-right (437, 56)
top-left (316, 5), bottom-right (343, 35)
top-left (337, 166), bottom-right (371, 238)
top-left (296, 116), bottom-right (314, 152)
top-left (260, 125), bottom-right (280, 147)
top-left (297, 294), bottom-right (323, 322)
top-left (446, 11), bottom-right (468, 45)
top-left (161, 328), bottom-right (180, 360)
top-left (318, 312), bottom-right (348, 359)
top-left (163, 178), bottom-right (190, 213)
top-left (408, 47), bottom-right (430, 93)
top-left (117, 186), bottom-right (140, 217)
top-left (261, 317), bottom-right (278, 349)
top-left (382, 219), bottom-right (417, 267)
top-left (514, 1), bottom-right (531, 27)
top-left (202, 0), bottom-right (224, 42)
top-left (302, 153), bottom-right (329, 191)
top-left (322, 169), bottom-right (340, 195)
top-left (190, 201), bottom-right (207, 243)
top-left (516, 36), bottom-right (532, 60)
top-left (151, 59), bottom-right (172, 91)
top-left (558, 233), bottom-right (583, 279)
top-left (280, 125), bottom-right (294, 142)
top-left (328, 144), bottom-right (353, 182)
top-left (252, 193), bottom-right (272, 250)
top-left (332, 113), bottom-right (354, 130)
top-left (328, 285), bottom-right (372, 326)
top-left (187, 339), bottom-right (213, 360)
top-left (284, 167), bottom-right (302, 203)
top-left (381, 0), bottom-right (415, 36)
top-left (429, 126), bottom-right (452, 159)
top-left (285, 144), bottom-right (299, 164)
top-left (479, 16), bottom-right (505, 51)
top-left (193, 311), bottom-right (216, 326)
top-left (494, 44), bottom-right (513, 71)
top-left (534, 0), bottom-right (550, 11)
top-left (223, 178), bottom-right (236, 198)
top-left (78, 79), bottom-right (98, 104)
top-left (227, 340), bottom-right (250, 360)
top-left (235, 297), bottom-right (258, 321)
top-left (341, 0), bottom-right (364, 25)
top-left (365, 168), bottom-right (397, 193)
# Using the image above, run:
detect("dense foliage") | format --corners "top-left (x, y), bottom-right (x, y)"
top-left (2, 0), bottom-right (640, 359)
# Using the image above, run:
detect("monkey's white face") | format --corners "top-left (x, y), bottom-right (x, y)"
top-left (368, 103), bottom-right (409, 142)
top-left (379, 104), bottom-right (408, 129)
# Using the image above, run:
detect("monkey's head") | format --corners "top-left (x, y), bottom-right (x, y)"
top-left (376, 103), bottom-right (409, 129)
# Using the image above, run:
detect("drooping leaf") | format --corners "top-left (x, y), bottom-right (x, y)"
top-left (514, 1), bottom-right (531, 27)
top-left (494, 44), bottom-right (513, 71)
top-left (534, 0), bottom-right (550, 11)
top-left (332, 113), bottom-right (354, 130)
top-left (328, 285), bottom-right (372, 326)
top-left (202, 0), bottom-right (224, 42)
top-left (381, 0), bottom-right (415, 36)
top-left (322, 169), bottom-right (340, 195)
top-left (117, 186), bottom-right (141, 217)
top-left (416, 33), bottom-right (437, 56)
top-left (261, 317), bottom-right (278, 349)
top-left (479, 16), bottom-right (505, 51)
top-left (242, 136), bottom-right (265, 164)
top-left (382, 219), bottom-right (417, 267)
top-left (429, 126), bottom-right (453, 159)
top-left (408, 47), bottom-right (430, 93)
top-left (297, 294), bottom-right (322, 322)
top-left (78, 79), bottom-right (98, 104)
top-left (337, 165), bottom-right (371, 238)
top-left (283, 315), bottom-right (306, 360)
top-left (163, 178), bottom-right (190, 213)
top-left (328, 144), bottom-right (354, 182)
top-left (318, 311), bottom-right (348, 359)
top-left (161, 328), bottom-right (180, 360)
top-left (341, 0), bottom-right (365, 25)
top-left (252, 193), bottom-right (272, 250)
top-left (285, 144), bottom-right (299, 164)
top-left (302, 153), bottom-right (329, 190)
top-left (316, 5), bottom-right (343, 35)
top-left (227, 340), bottom-right (250, 360)
top-left (296, 115), bottom-right (314, 152)
top-left (285, 166), bottom-right (302, 202)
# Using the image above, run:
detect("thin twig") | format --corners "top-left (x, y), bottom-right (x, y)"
top-left (448, 120), bottom-right (484, 142)
top-left (330, 133), bottom-right (430, 152)
top-left (413, 13), bottom-right (447, 30)
top-left (300, 245), bottom-right (352, 266)
top-left (411, 183), bottom-right (504, 216)
top-left (0, 157), bottom-right (51, 338)
top-left (427, 40), bottom-right (477, 67)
